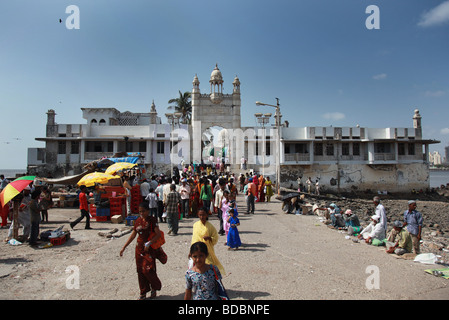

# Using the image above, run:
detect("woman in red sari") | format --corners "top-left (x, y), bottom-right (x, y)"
top-left (120, 202), bottom-right (167, 300)
top-left (258, 175), bottom-right (266, 202)
top-left (1, 203), bottom-right (9, 228)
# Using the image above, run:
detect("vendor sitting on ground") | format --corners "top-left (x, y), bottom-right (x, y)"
top-left (328, 203), bottom-right (345, 229)
top-left (358, 215), bottom-right (386, 245)
top-left (314, 203), bottom-right (345, 228)
top-left (343, 209), bottom-right (360, 228)
top-left (385, 220), bottom-right (413, 255)
top-left (93, 184), bottom-right (109, 208)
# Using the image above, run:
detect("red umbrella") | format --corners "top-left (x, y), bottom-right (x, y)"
top-left (0, 176), bottom-right (36, 207)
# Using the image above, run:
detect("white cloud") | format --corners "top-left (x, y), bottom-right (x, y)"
top-left (425, 90), bottom-right (445, 97)
top-left (372, 73), bottom-right (387, 80)
top-left (441, 128), bottom-right (449, 135)
top-left (418, 1), bottom-right (449, 27)
top-left (322, 112), bottom-right (345, 121)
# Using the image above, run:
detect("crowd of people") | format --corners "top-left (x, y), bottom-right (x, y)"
top-left (119, 166), bottom-right (272, 300)
top-left (135, 169), bottom-right (275, 227)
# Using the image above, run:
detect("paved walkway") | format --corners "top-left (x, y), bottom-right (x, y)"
top-left (1, 195), bottom-right (448, 301)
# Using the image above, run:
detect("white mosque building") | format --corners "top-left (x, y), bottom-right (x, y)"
top-left (28, 65), bottom-right (439, 193)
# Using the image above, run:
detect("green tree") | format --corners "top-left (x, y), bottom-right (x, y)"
top-left (168, 90), bottom-right (192, 124)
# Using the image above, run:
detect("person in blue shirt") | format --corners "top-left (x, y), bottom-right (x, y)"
top-left (403, 200), bottom-right (423, 254)
top-left (344, 209), bottom-right (360, 228)
top-left (328, 203), bottom-right (345, 229)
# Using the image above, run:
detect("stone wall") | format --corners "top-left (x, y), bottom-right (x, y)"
top-left (281, 162), bottom-right (430, 194)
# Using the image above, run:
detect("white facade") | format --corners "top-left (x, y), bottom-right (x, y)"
top-left (28, 66), bottom-right (439, 192)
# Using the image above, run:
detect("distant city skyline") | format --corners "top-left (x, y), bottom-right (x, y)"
top-left (429, 150), bottom-right (445, 165)
top-left (1, 0), bottom-right (448, 169)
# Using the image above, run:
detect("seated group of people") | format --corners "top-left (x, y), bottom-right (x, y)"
top-left (315, 199), bottom-right (416, 256)
top-left (357, 215), bottom-right (413, 256)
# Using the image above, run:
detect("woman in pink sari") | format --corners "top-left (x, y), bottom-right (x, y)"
top-left (221, 190), bottom-right (230, 242)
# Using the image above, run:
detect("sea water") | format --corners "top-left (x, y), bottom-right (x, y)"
top-left (1, 168), bottom-right (448, 188)
top-left (0, 169), bottom-right (27, 179)
top-left (429, 170), bottom-right (449, 188)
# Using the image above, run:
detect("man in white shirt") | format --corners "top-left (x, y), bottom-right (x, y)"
top-left (155, 180), bottom-right (164, 223)
top-left (214, 178), bottom-right (228, 236)
top-left (306, 177), bottom-right (313, 193)
top-left (373, 196), bottom-right (387, 234)
top-left (149, 175), bottom-right (158, 191)
top-left (145, 188), bottom-right (158, 218)
top-left (358, 215), bottom-right (386, 244)
top-left (179, 179), bottom-right (191, 218)
top-left (140, 179), bottom-right (150, 202)
top-left (162, 177), bottom-right (173, 206)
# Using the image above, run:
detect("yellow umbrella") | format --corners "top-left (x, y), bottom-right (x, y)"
top-left (105, 162), bottom-right (137, 175)
top-left (77, 172), bottom-right (121, 187)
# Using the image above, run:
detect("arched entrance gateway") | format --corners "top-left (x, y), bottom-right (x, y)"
top-left (190, 65), bottom-right (243, 169)
top-left (201, 125), bottom-right (236, 172)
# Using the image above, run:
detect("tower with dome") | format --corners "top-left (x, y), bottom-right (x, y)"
top-left (191, 64), bottom-right (242, 164)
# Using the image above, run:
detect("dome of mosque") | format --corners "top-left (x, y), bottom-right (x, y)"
top-left (210, 64), bottom-right (223, 83)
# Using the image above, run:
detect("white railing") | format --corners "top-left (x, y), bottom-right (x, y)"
top-left (374, 153), bottom-right (395, 161)
top-left (284, 153), bottom-right (310, 162)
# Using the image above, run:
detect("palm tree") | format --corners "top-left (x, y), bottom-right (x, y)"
top-left (168, 90), bottom-right (192, 124)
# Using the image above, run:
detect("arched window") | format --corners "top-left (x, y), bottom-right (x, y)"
top-left (91, 119), bottom-right (97, 124)
top-left (99, 119), bottom-right (106, 126)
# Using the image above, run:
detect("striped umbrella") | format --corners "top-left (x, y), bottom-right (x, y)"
top-left (0, 176), bottom-right (36, 207)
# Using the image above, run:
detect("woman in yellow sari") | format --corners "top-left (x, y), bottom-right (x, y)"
top-left (265, 176), bottom-right (274, 202)
top-left (191, 208), bottom-right (225, 275)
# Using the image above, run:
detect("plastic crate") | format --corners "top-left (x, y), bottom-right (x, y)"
top-left (109, 202), bottom-right (121, 208)
top-left (96, 207), bottom-right (110, 217)
top-left (96, 215), bottom-right (109, 222)
top-left (89, 204), bottom-right (97, 217)
top-left (104, 186), bottom-right (125, 198)
top-left (125, 215), bottom-right (138, 226)
top-left (50, 236), bottom-right (66, 246)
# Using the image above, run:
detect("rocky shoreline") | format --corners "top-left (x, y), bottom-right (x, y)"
top-left (279, 188), bottom-right (449, 265)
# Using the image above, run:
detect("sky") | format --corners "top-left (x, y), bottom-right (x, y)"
top-left (0, 0), bottom-right (448, 170)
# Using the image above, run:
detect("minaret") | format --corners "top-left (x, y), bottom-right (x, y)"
top-left (47, 109), bottom-right (56, 125)
top-left (232, 75), bottom-right (240, 94)
top-left (192, 74), bottom-right (200, 94)
top-left (46, 109), bottom-right (58, 137)
top-left (191, 74), bottom-right (200, 124)
top-left (413, 109), bottom-right (422, 139)
top-left (191, 73), bottom-right (202, 162)
top-left (232, 75), bottom-right (241, 128)
top-left (149, 100), bottom-right (158, 124)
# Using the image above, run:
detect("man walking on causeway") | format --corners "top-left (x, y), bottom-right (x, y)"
top-left (70, 185), bottom-right (92, 230)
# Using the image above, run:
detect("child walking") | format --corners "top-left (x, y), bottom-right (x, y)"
top-left (226, 208), bottom-right (241, 250)
top-left (185, 241), bottom-right (224, 300)
top-left (221, 190), bottom-right (230, 244)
